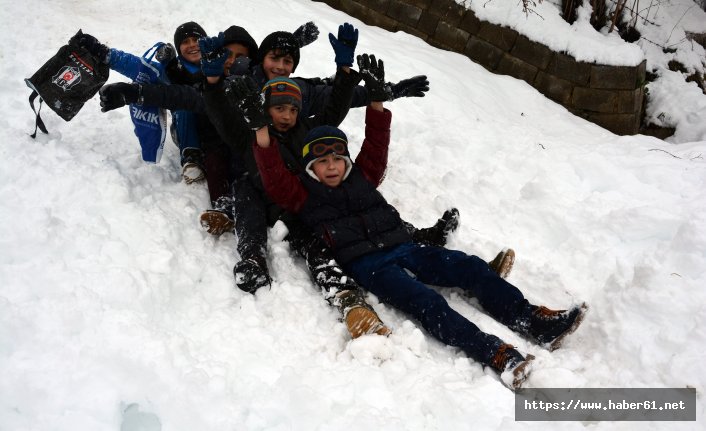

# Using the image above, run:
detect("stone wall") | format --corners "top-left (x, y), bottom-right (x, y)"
top-left (313, 0), bottom-right (647, 135)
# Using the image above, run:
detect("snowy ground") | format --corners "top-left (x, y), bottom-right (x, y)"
top-left (1, 0), bottom-right (705, 430)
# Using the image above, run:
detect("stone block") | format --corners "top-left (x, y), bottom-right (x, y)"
top-left (581, 111), bottom-right (641, 135)
top-left (641, 123), bottom-right (676, 140)
top-left (477, 22), bottom-right (518, 52)
top-left (387, 0), bottom-right (422, 27)
top-left (338, 2), bottom-right (395, 32)
top-left (572, 87), bottom-right (643, 113)
top-left (511, 35), bottom-right (554, 70)
top-left (418, 11), bottom-right (439, 35)
top-left (459, 9), bottom-right (481, 35)
top-left (534, 71), bottom-right (574, 105)
top-left (496, 54), bottom-right (539, 85)
top-left (464, 36), bottom-right (504, 71)
top-left (397, 21), bottom-right (429, 41)
top-left (427, 38), bottom-right (452, 51)
top-left (433, 21), bottom-right (470, 51)
top-left (545, 52), bottom-right (591, 85)
top-left (636, 59), bottom-right (646, 85)
top-left (590, 64), bottom-right (641, 89)
top-left (361, 0), bottom-right (391, 13)
top-left (428, 0), bottom-right (465, 26)
top-left (338, 0), bottom-right (367, 18)
top-left (401, 0), bottom-right (432, 9)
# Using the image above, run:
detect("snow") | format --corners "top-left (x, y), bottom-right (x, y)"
top-left (1, 0), bottom-right (706, 430)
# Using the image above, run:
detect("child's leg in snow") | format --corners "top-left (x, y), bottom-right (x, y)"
top-left (396, 244), bottom-right (531, 327)
top-left (347, 253), bottom-right (505, 365)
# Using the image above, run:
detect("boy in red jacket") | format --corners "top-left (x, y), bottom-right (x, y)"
top-left (244, 54), bottom-right (586, 389)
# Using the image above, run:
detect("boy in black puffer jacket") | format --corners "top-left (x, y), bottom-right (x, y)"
top-left (246, 54), bottom-right (587, 390)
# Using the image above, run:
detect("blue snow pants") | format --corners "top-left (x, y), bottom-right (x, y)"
top-left (344, 242), bottom-right (530, 365)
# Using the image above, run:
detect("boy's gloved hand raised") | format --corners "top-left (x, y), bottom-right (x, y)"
top-left (198, 34), bottom-right (229, 77)
top-left (329, 23), bottom-right (358, 67)
top-left (388, 75), bottom-right (429, 100)
top-left (357, 54), bottom-right (388, 102)
top-left (69, 30), bottom-right (110, 64)
top-left (228, 56), bottom-right (251, 77)
top-left (99, 83), bottom-right (141, 112)
top-left (227, 76), bottom-right (269, 130)
top-left (293, 21), bottom-right (320, 47)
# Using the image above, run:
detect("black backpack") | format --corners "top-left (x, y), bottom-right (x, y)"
top-left (25, 30), bottom-right (110, 138)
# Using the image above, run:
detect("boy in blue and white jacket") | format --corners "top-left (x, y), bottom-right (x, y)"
top-left (72, 22), bottom-right (207, 183)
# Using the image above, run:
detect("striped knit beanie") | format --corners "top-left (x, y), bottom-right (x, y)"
top-left (262, 77), bottom-right (302, 110)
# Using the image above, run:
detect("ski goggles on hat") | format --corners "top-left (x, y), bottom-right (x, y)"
top-left (302, 137), bottom-right (347, 158)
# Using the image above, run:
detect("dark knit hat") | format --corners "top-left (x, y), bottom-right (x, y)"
top-left (258, 31), bottom-right (301, 71)
top-left (262, 77), bottom-right (302, 110)
top-left (302, 126), bottom-right (353, 181)
top-left (222, 25), bottom-right (258, 60)
top-left (173, 21), bottom-right (207, 48)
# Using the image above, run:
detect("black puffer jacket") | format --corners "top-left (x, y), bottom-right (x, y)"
top-left (299, 168), bottom-right (411, 264)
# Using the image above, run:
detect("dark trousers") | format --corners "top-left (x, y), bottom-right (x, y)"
top-left (285, 219), bottom-right (368, 310)
top-left (232, 174), bottom-right (268, 259)
top-left (203, 142), bottom-right (234, 207)
top-left (344, 242), bottom-right (529, 365)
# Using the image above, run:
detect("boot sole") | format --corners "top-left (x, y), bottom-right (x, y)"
top-left (548, 302), bottom-right (588, 352)
top-left (200, 211), bottom-right (235, 236)
top-left (497, 248), bottom-right (515, 279)
top-left (501, 353), bottom-right (535, 391)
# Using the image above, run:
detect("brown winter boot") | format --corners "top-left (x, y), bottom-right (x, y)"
top-left (488, 248), bottom-right (515, 279)
top-left (200, 210), bottom-right (235, 236)
top-left (529, 303), bottom-right (587, 351)
top-left (489, 343), bottom-right (535, 390)
top-left (345, 306), bottom-right (392, 339)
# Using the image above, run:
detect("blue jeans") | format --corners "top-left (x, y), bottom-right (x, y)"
top-left (345, 242), bottom-right (529, 365)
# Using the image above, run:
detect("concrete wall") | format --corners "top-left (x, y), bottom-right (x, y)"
top-left (314, 0), bottom-right (647, 135)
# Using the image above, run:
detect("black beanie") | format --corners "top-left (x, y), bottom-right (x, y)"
top-left (257, 31), bottom-right (301, 71)
top-left (222, 25), bottom-right (259, 60)
top-left (173, 21), bottom-right (207, 48)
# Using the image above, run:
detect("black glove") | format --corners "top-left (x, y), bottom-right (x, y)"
top-left (99, 83), bottom-right (141, 112)
top-left (70, 30), bottom-right (110, 64)
top-left (227, 76), bottom-right (269, 130)
top-left (387, 75), bottom-right (429, 100)
top-left (293, 21), bottom-right (319, 47)
top-left (328, 23), bottom-right (358, 67)
top-left (228, 56), bottom-right (251, 77)
top-left (356, 54), bottom-right (387, 102)
top-left (155, 43), bottom-right (176, 63)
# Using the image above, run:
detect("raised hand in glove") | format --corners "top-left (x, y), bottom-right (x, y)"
top-left (228, 56), bottom-right (251, 77)
top-left (227, 76), bottom-right (269, 130)
top-left (356, 54), bottom-right (388, 102)
top-left (388, 75), bottom-right (429, 100)
top-left (293, 21), bottom-right (319, 47)
top-left (198, 34), bottom-right (229, 77)
top-left (69, 30), bottom-right (110, 64)
top-left (329, 22), bottom-right (358, 67)
top-left (99, 83), bottom-right (141, 112)
top-left (198, 32), bottom-right (225, 55)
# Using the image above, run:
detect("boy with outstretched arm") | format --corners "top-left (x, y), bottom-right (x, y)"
top-left (246, 53), bottom-right (587, 390)
top-left (76, 22), bottom-right (210, 183)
